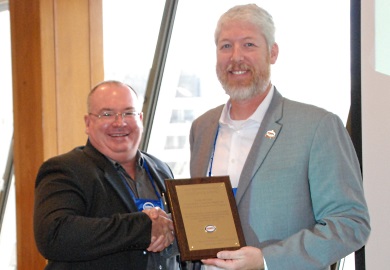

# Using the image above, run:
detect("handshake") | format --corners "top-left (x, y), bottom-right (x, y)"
top-left (142, 207), bottom-right (175, 252)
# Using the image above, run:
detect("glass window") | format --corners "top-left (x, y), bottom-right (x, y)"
top-left (0, 3), bottom-right (17, 269)
top-left (103, 0), bottom-right (352, 178)
top-left (149, 1), bottom-right (354, 267)
top-left (102, 1), bottom-right (354, 268)
top-left (102, 0), bottom-right (166, 101)
top-left (148, 0), bottom-right (351, 179)
top-left (0, 8), bottom-right (13, 172)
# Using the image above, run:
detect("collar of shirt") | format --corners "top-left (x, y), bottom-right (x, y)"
top-left (106, 151), bottom-right (158, 199)
top-left (106, 150), bottom-right (144, 170)
top-left (211, 86), bottom-right (275, 187)
top-left (219, 85), bottom-right (275, 127)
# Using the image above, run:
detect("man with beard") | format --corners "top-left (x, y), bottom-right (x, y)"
top-left (189, 4), bottom-right (370, 270)
top-left (34, 80), bottom-right (180, 269)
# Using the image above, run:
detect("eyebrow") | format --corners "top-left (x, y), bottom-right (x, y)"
top-left (97, 106), bottom-right (138, 112)
top-left (218, 36), bottom-right (258, 43)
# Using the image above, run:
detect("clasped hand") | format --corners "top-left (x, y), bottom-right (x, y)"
top-left (142, 207), bottom-right (175, 252)
top-left (201, 246), bottom-right (265, 270)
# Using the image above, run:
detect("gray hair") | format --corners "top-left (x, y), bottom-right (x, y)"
top-left (214, 4), bottom-right (276, 51)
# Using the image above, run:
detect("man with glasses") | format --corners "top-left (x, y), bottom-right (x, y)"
top-left (34, 80), bottom-right (180, 269)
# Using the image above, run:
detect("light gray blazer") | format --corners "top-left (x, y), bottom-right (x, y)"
top-left (189, 89), bottom-right (370, 270)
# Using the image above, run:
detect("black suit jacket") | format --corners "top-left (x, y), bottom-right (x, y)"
top-left (34, 140), bottom-right (177, 269)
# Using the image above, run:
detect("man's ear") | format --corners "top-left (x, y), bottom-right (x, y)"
top-left (270, 42), bottom-right (279, 64)
top-left (84, 114), bottom-right (90, 135)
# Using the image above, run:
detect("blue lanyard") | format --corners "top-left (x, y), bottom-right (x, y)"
top-left (208, 125), bottom-right (220, 177)
top-left (142, 161), bottom-right (161, 199)
top-left (119, 161), bottom-right (161, 203)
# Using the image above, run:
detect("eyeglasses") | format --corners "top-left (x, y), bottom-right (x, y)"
top-left (89, 111), bottom-right (140, 122)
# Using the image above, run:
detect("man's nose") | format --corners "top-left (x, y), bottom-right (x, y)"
top-left (113, 113), bottom-right (126, 124)
top-left (230, 46), bottom-right (244, 62)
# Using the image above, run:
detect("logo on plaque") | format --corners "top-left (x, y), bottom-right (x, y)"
top-left (204, 225), bottom-right (217, 233)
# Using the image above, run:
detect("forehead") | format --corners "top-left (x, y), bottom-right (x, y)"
top-left (218, 20), bottom-right (263, 42)
top-left (90, 84), bottom-right (139, 110)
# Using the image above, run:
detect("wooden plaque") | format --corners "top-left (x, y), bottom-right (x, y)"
top-left (165, 176), bottom-right (246, 261)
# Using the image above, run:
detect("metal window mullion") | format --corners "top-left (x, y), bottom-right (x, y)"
top-left (140, 0), bottom-right (179, 151)
top-left (0, 134), bottom-right (13, 234)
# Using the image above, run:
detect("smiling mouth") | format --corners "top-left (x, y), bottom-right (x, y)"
top-left (110, 133), bottom-right (129, 137)
top-left (231, 70), bottom-right (247, 75)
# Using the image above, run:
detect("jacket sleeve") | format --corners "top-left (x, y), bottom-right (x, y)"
top-left (33, 152), bottom-right (152, 261)
top-left (262, 113), bottom-right (370, 269)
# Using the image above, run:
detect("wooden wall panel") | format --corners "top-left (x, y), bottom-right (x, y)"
top-left (55, 0), bottom-right (91, 153)
top-left (40, 0), bottom-right (58, 159)
top-left (89, 0), bottom-right (104, 87)
top-left (10, 0), bottom-right (103, 269)
top-left (9, 1), bottom-right (47, 268)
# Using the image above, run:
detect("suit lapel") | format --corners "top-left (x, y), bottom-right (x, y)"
top-left (84, 141), bottom-right (137, 212)
top-left (104, 171), bottom-right (137, 211)
top-left (235, 90), bottom-right (284, 204)
top-left (141, 153), bottom-right (170, 192)
top-left (192, 106), bottom-right (223, 177)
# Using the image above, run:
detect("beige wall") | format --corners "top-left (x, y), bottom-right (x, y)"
top-left (362, 0), bottom-right (390, 268)
top-left (10, 0), bottom-right (103, 268)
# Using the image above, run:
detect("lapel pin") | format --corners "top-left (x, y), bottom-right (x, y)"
top-left (265, 130), bottom-right (276, 139)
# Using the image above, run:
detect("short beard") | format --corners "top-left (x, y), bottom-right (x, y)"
top-left (217, 64), bottom-right (271, 101)
top-left (223, 82), bottom-right (260, 101)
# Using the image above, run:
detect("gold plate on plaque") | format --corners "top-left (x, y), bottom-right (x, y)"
top-left (165, 176), bottom-right (245, 261)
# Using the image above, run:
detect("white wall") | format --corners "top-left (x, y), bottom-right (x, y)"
top-left (362, 0), bottom-right (390, 268)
